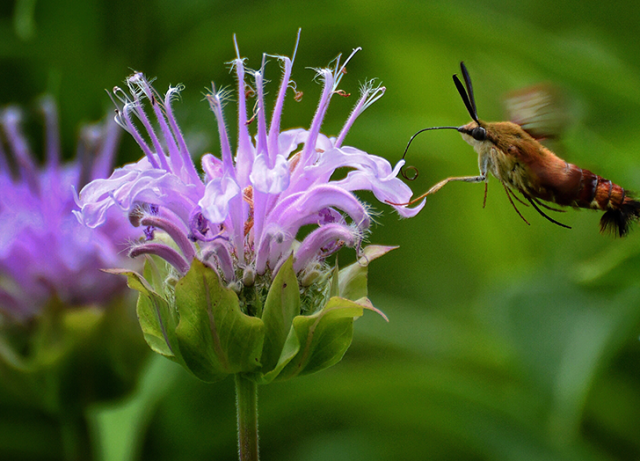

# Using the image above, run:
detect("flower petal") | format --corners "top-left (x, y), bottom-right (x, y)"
top-left (249, 153), bottom-right (290, 194)
top-left (304, 148), bottom-right (426, 217)
top-left (199, 175), bottom-right (241, 224)
top-left (201, 153), bottom-right (224, 182)
top-left (272, 184), bottom-right (370, 233)
top-left (293, 223), bottom-right (357, 273)
top-left (76, 158), bottom-right (202, 228)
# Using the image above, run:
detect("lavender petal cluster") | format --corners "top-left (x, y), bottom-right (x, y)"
top-left (75, 40), bottom-right (424, 287)
top-left (0, 98), bottom-right (134, 321)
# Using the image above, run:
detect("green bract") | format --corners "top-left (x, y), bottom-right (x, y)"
top-left (114, 245), bottom-right (393, 384)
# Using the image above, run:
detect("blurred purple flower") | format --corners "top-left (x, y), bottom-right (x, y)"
top-left (75, 38), bottom-right (424, 285)
top-left (0, 98), bottom-right (135, 321)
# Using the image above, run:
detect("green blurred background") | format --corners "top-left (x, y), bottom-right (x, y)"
top-left (2, 0), bottom-right (640, 459)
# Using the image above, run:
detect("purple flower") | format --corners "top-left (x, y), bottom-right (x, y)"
top-left (75, 37), bottom-right (424, 287)
top-left (0, 98), bottom-right (135, 321)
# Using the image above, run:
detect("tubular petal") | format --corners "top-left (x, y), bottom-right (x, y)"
top-left (130, 243), bottom-right (190, 275)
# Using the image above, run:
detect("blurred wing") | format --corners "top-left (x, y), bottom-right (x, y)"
top-left (503, 84), bottom-right (571, 142)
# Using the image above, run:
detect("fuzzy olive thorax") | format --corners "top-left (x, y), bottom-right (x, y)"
top-left (458, 120), bottom-right (540, 156)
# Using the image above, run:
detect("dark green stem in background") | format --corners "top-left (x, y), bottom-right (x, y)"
top-left (60, 410), bottom-right (92, 461)
top-left (235, 374), bottom-right (259, 461)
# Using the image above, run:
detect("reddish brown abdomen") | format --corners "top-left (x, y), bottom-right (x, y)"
top-left (569, 167), bottom-right (626, 211)
top-left (536, 159), bottom-right (640, 236)
top-left (531, 154), bottom-right (627, 212)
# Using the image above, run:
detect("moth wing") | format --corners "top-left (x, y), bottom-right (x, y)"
top-left (503, 83), bottom-right (571, 143)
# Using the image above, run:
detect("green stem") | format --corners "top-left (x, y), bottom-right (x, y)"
top-left (60, 410), bottom-right (93, 461)
top-left (235, 374), bottom-right (259, 461)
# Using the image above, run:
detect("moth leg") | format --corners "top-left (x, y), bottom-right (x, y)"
top-left (526, 196), bottom-right (571, 229)
top-left (479, 152), bottom-right (490, 208)
top-left (425, 173), bottom-right (487, 195)
top-left (483, 182), bottom-right (488, 208)
top-left (387, 154), bottom-right (490, 207)
top-left (387, 173), bottom-right (487, 206)
top-left (503, 184), bottom-right (530, 225)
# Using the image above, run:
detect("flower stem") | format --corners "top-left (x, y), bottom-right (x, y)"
top-left (60, 410), bottom-right (93, 461)
top-left (235, 373), bottom-right (259, 461)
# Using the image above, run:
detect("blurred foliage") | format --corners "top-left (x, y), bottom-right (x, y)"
top-left (2, 0), bottom-right (640, 459)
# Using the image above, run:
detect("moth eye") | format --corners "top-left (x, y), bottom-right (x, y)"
top-left (471, 126), bottom-right (487, 141)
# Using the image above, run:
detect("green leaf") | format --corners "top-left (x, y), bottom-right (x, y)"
top-left (174, 260), bottom-right (265, 382)
top-left (275, 297), bottom-right (370, 381)
top-left (329, 262), bottom-right (340, 298)
top-left (259, 256), bottom-right (300, 374)
top-left (256, 326), bottom-right (301, 384)
top-left (135, 294), bottom-right (179, 360)
top-left (338, 245), bottom-right (397, 300)
top-left (106, 268), bottom-right (181, 361)
top-left (91, 355), bottom-right (180, 461)
top-left (142, 254), bottom-right (173, 295)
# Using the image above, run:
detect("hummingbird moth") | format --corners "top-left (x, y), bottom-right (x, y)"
top-left (394, 62), bottom-right (640, 237)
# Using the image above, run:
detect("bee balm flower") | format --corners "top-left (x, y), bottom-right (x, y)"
top-left (0, 98), bottom-right (135, 321)
top-left (75, 38), bottom-right (424, 383)
top-left (0, 98), bottom-right (147, 419)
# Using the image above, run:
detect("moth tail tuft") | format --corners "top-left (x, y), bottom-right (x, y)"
top-left (599, 197), bottom-right (640, 237)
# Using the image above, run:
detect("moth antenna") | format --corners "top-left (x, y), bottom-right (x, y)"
top-left (503, 184), bottom-right (530, 225)
top-left (460, 62), bottom-right (478, 119)
top-left (526, 196), bottom-right (571, 229)
top-left (453, 75), bottom-right (477, 123)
